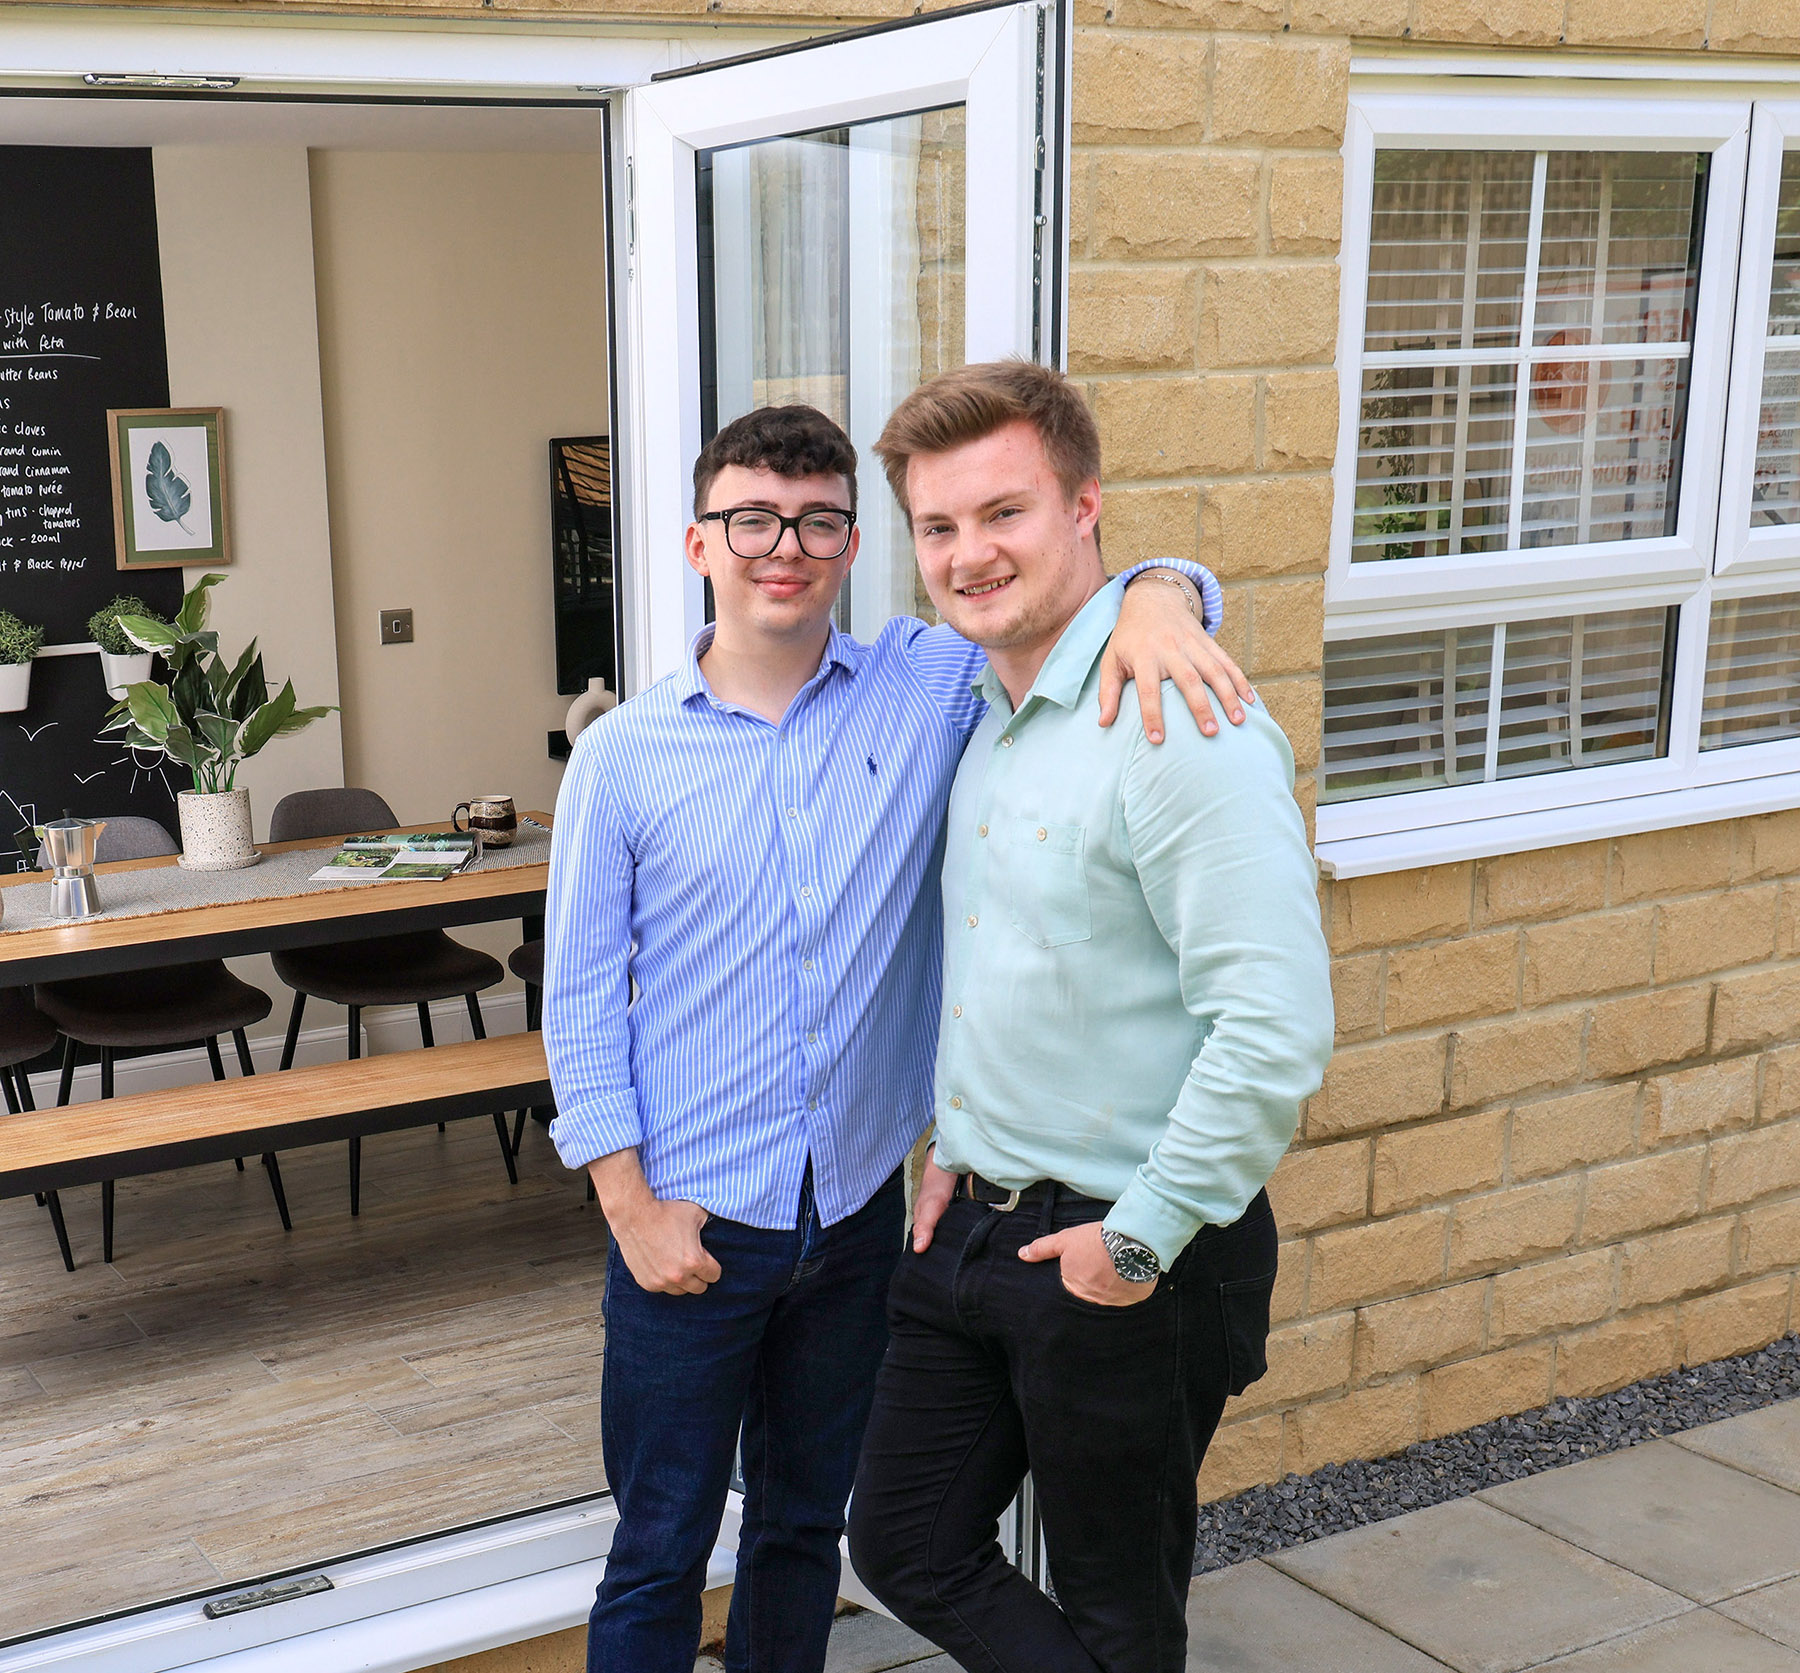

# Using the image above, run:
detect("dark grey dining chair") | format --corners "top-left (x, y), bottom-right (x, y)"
top-left (268, 788), bottom-right (514, 1214)
top-left (32, 816), bottom-right (290, 1264)
top-left (0, 986), bottom-right (74, 1269)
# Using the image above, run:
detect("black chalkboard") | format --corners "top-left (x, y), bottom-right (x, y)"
top-left (0, 147), bottom-right (184, 867)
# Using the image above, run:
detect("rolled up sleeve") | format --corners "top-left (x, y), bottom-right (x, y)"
top-left (1104, 705), bottom-right (1335, 1268)
top-left (544, 727), bottom-right (642, 1171)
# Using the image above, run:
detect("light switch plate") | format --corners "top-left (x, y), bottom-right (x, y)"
top-left (380, 608), bottom-right (414, 645)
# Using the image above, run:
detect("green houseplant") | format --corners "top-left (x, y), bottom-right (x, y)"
top-left (104, 573), bottom-right (335, 870)
top-left (0, 609), bottom-right (44, 714)
top-left (88, 594), bottom-right (169, 700)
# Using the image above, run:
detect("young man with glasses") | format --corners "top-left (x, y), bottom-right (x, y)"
top-left (543, 403), bottom-right (1249, 1673)
top-left (847, 362), bottom-right (1334, 1672)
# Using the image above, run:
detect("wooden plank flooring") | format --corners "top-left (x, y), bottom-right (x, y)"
top-left (0, 1110), bottom-right (608, 1642)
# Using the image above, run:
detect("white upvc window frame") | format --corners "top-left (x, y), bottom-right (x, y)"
top-left (618, 0), bottom-right (1051, 688)
top-left (1317, 79), bottom-right (1800, 879)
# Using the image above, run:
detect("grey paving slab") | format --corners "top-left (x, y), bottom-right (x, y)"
top-left (1522, 1608), bottom-right (1800, 1671)
top-left (1673, 1398), bottom-right (1800, 1494)
top-left (822, 1609), bottom-right (942, 1671)
top-left (1718, 1577), bottom-right (1800, 1653)
top-left (1267, 1497), bottom-right (1684, 1673)
top-left (1185, 1559), bottom-right (1451, 1671)
top-left (1480, 1440), bottom-right (1800, 1604)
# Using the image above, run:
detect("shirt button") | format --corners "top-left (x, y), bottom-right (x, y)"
top-left (978, 824), bottom-right (988, 838)
top-left (801, 886), bottom-right (812, 898)
top-left (787, 807), bottom-right (798, 818)
top-left (1001, 736), bottom-right (1014, 748)
top-left (806, 1032), bottom-right (817, 1043)
top-left (966, 914), bottom-right (978, 928)
top-left (952, 1005), bottom-right (963, 1018)
top-left (1036, 827), bottom-right (1047, 841)
top-left (808, 1100), bottom-right (818, 1111)
top-left (949, 1096), bottom-right (963, 1109)
top-left (803, 959), bottom-right (814, 971)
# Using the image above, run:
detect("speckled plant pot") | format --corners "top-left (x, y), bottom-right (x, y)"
top-left (99, 651), bottom-right (153, 701)
top-left (177, 788), bottom-right (261, 871)
top-left (0, 661), bottom-right (31, 714)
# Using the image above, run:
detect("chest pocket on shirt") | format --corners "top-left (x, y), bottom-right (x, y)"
top-left (1007, 820), bottom-right (1092, 949)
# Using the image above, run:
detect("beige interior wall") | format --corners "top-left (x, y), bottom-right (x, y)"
top-left (308, 149), bottom-right (611, 832)
top-left (153, 145), bottom-right (345, 837)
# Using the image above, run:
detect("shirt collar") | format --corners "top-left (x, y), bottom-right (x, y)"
top-left (970, 582), bottom-right (1123, 716)
top-left (677, 623), bottom-right (864, 708)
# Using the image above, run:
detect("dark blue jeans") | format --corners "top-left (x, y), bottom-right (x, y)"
top-left (588, 1167), bottom-right (903, 1673)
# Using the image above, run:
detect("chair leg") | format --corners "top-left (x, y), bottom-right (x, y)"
top-left (262, 1153), bottom-right (292, 1231)
top-left (100, 1046), bottom-right (113, 1100)
top-left (526, 982), bottom-right (541, 1033)
top-left (57, 1036), bottom-right (76, 1106)
top-left (347, 1006), bottom-right (362, 1217)
top-left (418, 1004), bottom-right (446, 1130)
top-left (279, 990), bottom-right (306, 1071)
top-left (0, 1065), bottom-right (17, 1116)
top-left (492, 1112), bottom-right (519, 1185)
top-left (511, 1109), bottom-right (527, 1157)
top-left (44, 1189), bottom-right (74, 1272)
top-left (465, 992), bottom-right (488, 1041)
top-left (233, 1028), bottom-right (255, 1077)
top-left (14, 1060), bottom-right (35, 1112)
top-left (102, 1178), bottom-right (115, 1265)
top-left (205, 1036), bottom-right (226, 1081)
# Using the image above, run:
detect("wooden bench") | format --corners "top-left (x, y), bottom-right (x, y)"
top-left (0, 1033), bottom-right (552, 1268)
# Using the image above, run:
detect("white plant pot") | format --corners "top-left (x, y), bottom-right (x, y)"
top-left (0, 660), bottom-right (30, 714)
top-left (177, 787), bottom-right (261, 871)
top-left (100, 650), bottom-right (153, 701)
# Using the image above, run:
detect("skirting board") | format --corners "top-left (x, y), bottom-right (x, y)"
top-left (11, 989), bottom-right (530, 1107)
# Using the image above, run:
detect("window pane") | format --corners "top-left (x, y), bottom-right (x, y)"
top-left (1364, 150), bottom-right (1532, 354)
top-left (1355, 146), bottom-right (1703, 564)
top-left (701, 108), bottom-right (964, 632)
top-left (1702, 592), bottom-right (1800, 749)
top-left (1534, 152), bottom-right (1701, 347)
top-left (1750, 156), bottom-right (1800, 527)
top-left (1497, 608), bottom-right (1673, 777)
top-left (1322, 606), bottom-right (1675, 803)
top-left (1520, 358), bottom-right (1686, 547)
top-left (1320, 626), bottom-right (1492, 802)
top-left (1355, 363), bottom-right (1516, 559)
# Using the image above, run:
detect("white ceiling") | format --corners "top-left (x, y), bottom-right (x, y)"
top-left (0, 94), bottom-right (605, 150)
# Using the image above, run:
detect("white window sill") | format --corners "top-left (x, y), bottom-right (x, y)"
top-left (1315, 770), bottom-right (1800, 880)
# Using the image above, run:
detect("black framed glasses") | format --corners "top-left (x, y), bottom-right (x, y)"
top-left (699, 506), bottom-right (856, 560)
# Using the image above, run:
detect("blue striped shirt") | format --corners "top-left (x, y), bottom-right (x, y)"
top-left (544, 563), bottom-right (1222, 1230)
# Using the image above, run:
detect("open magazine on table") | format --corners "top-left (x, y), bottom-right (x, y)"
top-left (309, 831), bottom-right (478, 884)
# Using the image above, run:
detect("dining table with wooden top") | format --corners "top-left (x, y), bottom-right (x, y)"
top-left (0, 813), bottom-right (553, 989)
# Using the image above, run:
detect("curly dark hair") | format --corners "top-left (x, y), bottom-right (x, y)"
top-left (692, 405), bottom-right (859, 518)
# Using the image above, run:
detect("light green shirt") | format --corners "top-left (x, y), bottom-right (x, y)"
top-left (931, 584), bottom-right (1335, 1267)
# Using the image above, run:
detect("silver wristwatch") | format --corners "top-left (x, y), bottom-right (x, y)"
top-left (1101, 1227), bottom-right (1161, 1284)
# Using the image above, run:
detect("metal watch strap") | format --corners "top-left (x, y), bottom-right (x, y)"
top-left (1101, 1227), bottom-right (1161, 1283)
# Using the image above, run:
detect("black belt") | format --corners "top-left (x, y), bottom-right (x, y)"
top-left (961, 1172), bottom-right (1110, 1214)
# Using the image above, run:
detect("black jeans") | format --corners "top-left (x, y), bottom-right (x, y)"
top-left (590, 1167), bottom-right (903, 1673)
top-left (847, 1186), bottom-right (1278, 1673)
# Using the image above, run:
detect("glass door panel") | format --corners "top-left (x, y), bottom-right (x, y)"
top-left (622, 0), bottom-right (1054, 684)
top-left (701, 107), bottom-right (966, 633)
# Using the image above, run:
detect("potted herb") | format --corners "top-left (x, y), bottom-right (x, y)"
top-left (104, 573), bottom-right (335, 870)
top-left (0, 610), bottom-right (43, 714)
top-left (89, 594), bottom-right (168, 700)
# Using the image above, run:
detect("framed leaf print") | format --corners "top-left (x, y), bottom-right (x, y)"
top-left (107, 407), bottom-right (231, 570)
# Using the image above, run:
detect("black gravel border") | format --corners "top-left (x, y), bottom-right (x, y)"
top-left (1195, 1332), bottom-right (1800, 1574)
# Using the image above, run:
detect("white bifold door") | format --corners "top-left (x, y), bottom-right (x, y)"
top-left (619, 0), bottom-right (1061, 685)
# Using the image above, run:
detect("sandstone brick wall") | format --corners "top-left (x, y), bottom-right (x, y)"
top-left (1196, 814), bottom-right (1800, 1496)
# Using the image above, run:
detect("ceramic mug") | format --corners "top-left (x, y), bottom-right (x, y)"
top-left (454, 795), bottom-right (517, 849)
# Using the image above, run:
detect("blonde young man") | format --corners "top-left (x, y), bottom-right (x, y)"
top-left (848, 364), bottom-right (1335, 1673)
top-left (543, 403), bottom-right (1251, 1673)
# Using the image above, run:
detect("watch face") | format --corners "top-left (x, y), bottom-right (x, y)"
top-left (1104, 1231), bottom-right (1160, 1283)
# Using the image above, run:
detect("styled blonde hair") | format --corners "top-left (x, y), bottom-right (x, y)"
top-left (873, 360), bottom-right (1101, 520)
